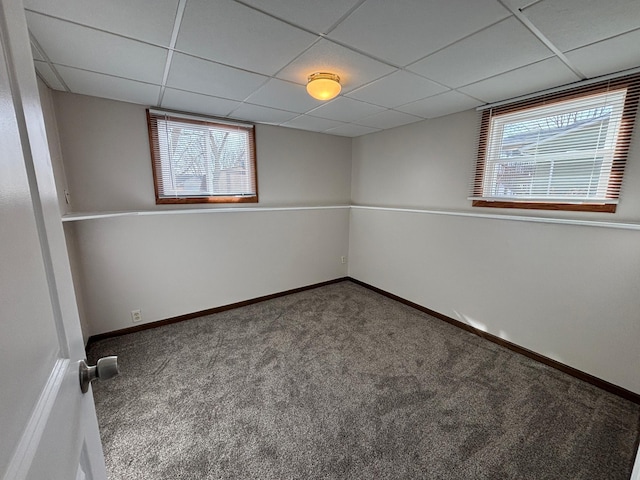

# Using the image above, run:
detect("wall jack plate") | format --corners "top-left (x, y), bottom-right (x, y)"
top-left (131, 309), bottom-right (142, 323)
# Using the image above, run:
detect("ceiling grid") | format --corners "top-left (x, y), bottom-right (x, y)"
top-left (24, 0), bottom-right (640, 136)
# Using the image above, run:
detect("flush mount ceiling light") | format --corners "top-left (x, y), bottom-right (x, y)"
top-left (306, 72), bottom-right (341, 101)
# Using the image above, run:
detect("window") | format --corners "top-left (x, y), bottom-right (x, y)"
top-left (470, 73), bottom-right (640, 212)
top-left (147, 109), bottom-right (257, 204)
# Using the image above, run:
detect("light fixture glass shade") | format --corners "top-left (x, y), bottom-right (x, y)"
top-left (306, 72), bottom-right (341, 101)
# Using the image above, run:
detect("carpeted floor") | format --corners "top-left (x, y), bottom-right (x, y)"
top-left (87, 281), bottom-right (640, 479)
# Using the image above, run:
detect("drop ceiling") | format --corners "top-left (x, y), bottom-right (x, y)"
top-left (26, 0), bottom-right (640, 137)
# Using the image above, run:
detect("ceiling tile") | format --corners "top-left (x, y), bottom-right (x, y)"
top-left (34, 61), bottom-right (66, 90)
top-left (356, 110), bottom-right (422, 130)
top-left (30, 42), bottom-right (45, 61)
top-left (26, 0), bottom-right (635, 133)
top-left (166, 53), bottom-right (267, 101)
top-left (307, 97), bottom-right (386, 123)
top-left (324, 123), bottom-right (381, 137)
top-left (161, 88), bottom-right (240, 117)
top-left (346, 70), bottom-right (448, 108)
top-left (565, 29), bottom-right (640, 78)
top-left (26, 12), bottom-right (167, 84)
top-left (55, 65), bottom-right (161, 105)
top-left (237, 0), bottom-right (362, 34)
top-left (276, 39), bottom-right (395, 93)
top-left (510, 0), bottom-right (543, 8)
top-left (328, 0), bottom-right (510, 66)
top-left (244, 78), bottom-right (323, 113)
top-left (458, 57), bottom-right (581, 103)
top-left (522, 0), bottom-right (640, 52)
top-left (408, 17), bottom-right (553, 88)
top-left (229, 103), bottom-right (298, 125)
top-left (23, 0), bottom-right (179, 46)
top-left (396, 91), bottom-right (483, 119)
top-left (281, 115), bottom-right (346, 132)
top-left (176, 0), bottom-right (317, 75)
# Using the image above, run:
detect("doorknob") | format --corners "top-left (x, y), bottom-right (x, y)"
top-left (79, 356), bottom-right (119, 393)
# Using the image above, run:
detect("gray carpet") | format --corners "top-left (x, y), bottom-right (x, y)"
top-left (87, 281), bottom-right (640, 479)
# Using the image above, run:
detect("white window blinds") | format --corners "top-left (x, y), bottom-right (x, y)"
top-left (470, 72), bottom-right (640, 212)
top-left (147, 110), bottom-right (257, 204)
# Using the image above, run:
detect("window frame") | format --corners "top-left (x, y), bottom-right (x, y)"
top-left (471, 73), bottom-right (640, 213)
top-left (147, 109), bottom-right (258, 205)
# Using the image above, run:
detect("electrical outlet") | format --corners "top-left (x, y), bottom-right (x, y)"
top-left (131, 309), bottom-right (142, 323)
top-left (341, 256), bottom-right (347, 264)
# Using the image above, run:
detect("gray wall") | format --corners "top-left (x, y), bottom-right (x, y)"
top-left (349, 111), bottom-right (640, 394)
top-left (51, 92), bottom-right (352, 337)
top-left (46, 89), bottom-right (640, 395)
top-left (53, 92), bottom-right (352, 211)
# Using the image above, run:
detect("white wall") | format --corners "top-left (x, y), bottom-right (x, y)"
top-left (53, 92), bottom-right (352, 212)
top-left (75, 208), bottom-right (349, 334)
top-left (49, 93), bottom-right (352, 337)
top-left (47, 89), bottom-right (640, 395)
top-left (349, 110), bottom-right (640, 394)
top-left (37, 80), bottom-right (92, 340)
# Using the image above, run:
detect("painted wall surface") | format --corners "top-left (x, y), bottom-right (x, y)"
top-left (48, 89), bottom-right (640, 396)
top-left (52, 92), bottom-right (352, 213)
top-left (350, 111), bottom-right (640, 394)
top-left (37, 80), bottom-right (92, 340)
top-left (75, 209), bottom-right (349, 335)
top-left (50, 93), bottom-right (352, 336)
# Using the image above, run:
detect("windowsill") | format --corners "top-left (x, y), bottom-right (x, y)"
top-left (471, 200), bottom-right (617, 213)
top-left (60, 205), bottom-right (640, 230)
top-left (61, 205), bottom-right (351, 222)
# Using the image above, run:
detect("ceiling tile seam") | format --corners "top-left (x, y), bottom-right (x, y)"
top-left (408, 44), bottom-right (555, 91)
top-left (169, 48), bottom-right (291, 83)
top-left (226, 0), bottom-right (446, 80)
top-left (28, 31), bottom-right (70, 92)
top-left (224, 77), bottom-right (283, 116)
top-left (303, 96), bottom-right (394, 118)
top-left (152, 85), bottom-right (246, 107)
top-left (238, 100), bottom-right (310, 116)
top-left (320, 35), bottom-right (403, 70)
top-left (403, 14), bottom-right (517, 72)
top-left (33, 69), bottom-right (54, 90)
top-left (322, 6), bottom-right (514, 72)
top-left (41, 61), bottom-right (163, 89)
top-left (478, 65), bottom-right (640, 111)
top-left (519, 0), bottom-right (544, 9)
top-left (322, 0), bottom-right (369, 36)
top-left (232, 0), bottom-right (327, 37)
top-left (342, 67), bottom-right (456, 102)
top-left (311, 91), bottom-right (444, 120)
top-left (562, 26), bottom-right (640, 55)
top-left (450, 89), bottom-right (487, 104)
top-left (24, 8), bottom-right (279, 93)
top-left (216, 1), bottom-right (329, 79)
top-left (305, 110), bottom-right (374, 123)
top-left (453, 53), bottom-right (585, 97)
top-left (157, 0), bottom-right (188, 106)
top-left (349, 109), bottom-right (422, 127)
top-left (283, 113), bottom-right (348, 127)
top-left (290, 42), bottom-right (460, 98)
top-left (268, 36), bottom-right (324, 81)
top-left (23, 9), bottom-right (174, 51)
top-left (497, 0), bottom-right (587, 80)
top-left (341, 69), bottom-right (401, 97)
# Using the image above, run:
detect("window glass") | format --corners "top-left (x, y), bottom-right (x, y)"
top-left (147, 110), bottom-right (257, 204)
top-left (470, 74), bottom-right (640, 213)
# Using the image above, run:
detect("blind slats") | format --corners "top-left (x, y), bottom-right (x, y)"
top-left (470, 72), bottom-right (640, 211)
top-left (147, 110), bottom-right (258, 203)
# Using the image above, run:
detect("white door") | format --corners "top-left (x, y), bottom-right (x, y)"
top-left (0, 0), bottom-right (108, 478)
